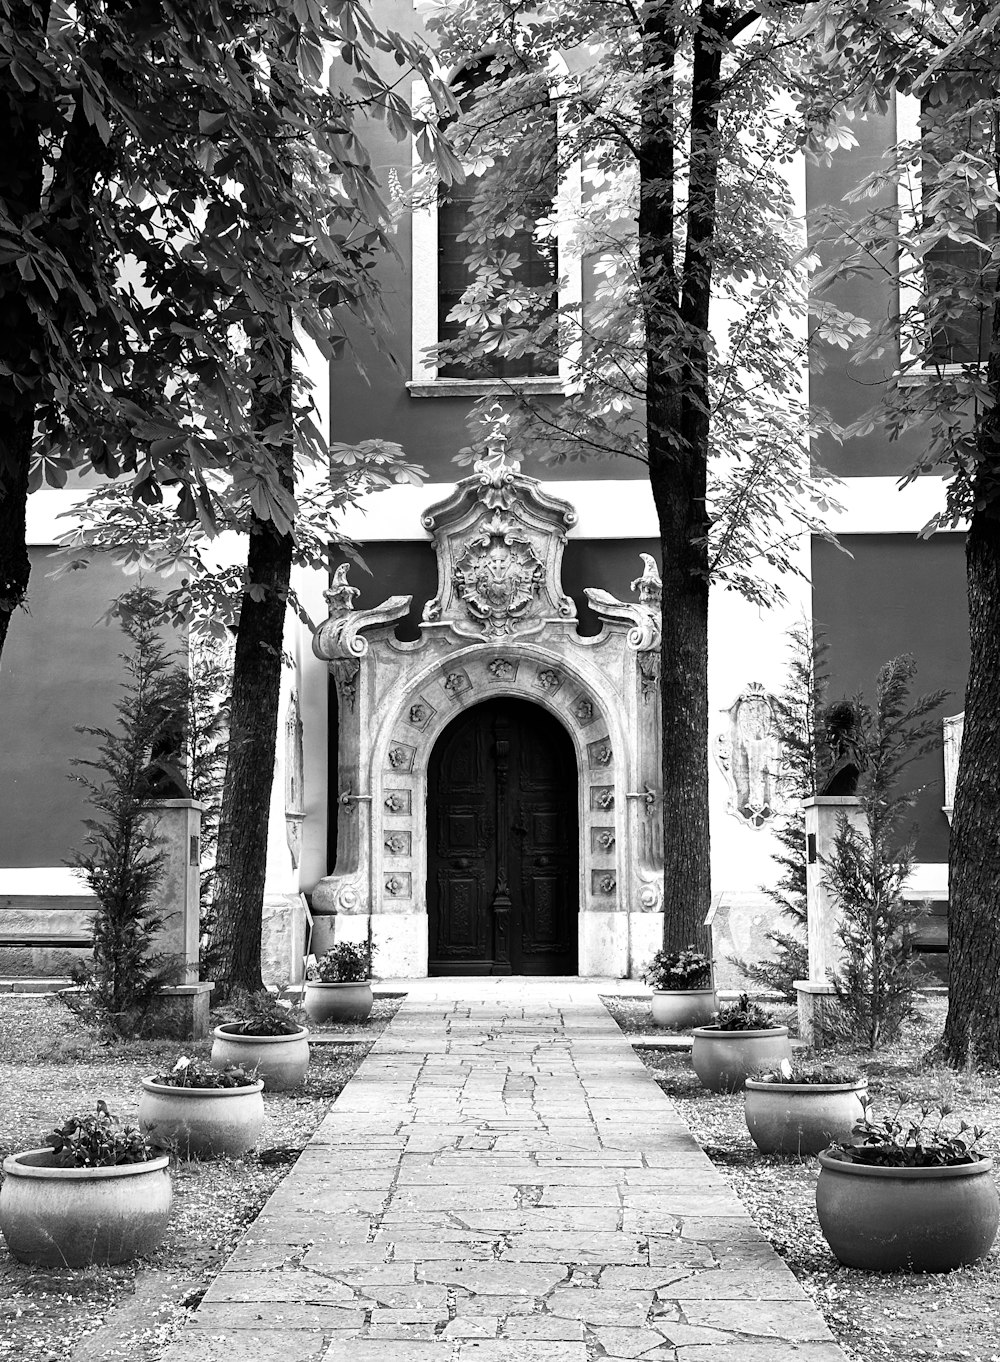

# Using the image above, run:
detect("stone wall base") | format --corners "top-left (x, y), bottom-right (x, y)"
top-left (307, 911), bottom-right (667, 981)
top-left (794, 979), bottom-right (839, 1047)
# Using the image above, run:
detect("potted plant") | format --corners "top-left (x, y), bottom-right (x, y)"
top-left (816, 1099), bottom-right (1000, 1272)
top-left (642, 946), bottom-right (715, 1028)
top-left (303, 942), bottom-right (375, 1024)
top-left (744, 1059), bottom-right (866, 1155)
top-left (691, 993), bottom-right (791, 1093)
top-left (139, 1056), bottom-right (265, 1159)
top-left (210, 988), bottom-right (310, 1091)
top-left (0, 1101), bottom-right (171, 1267)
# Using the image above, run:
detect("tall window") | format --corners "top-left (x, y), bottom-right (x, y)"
top-left (920, 84), bottom-right (996, 366)
top-left (437, 59), bottom-right (559, 380)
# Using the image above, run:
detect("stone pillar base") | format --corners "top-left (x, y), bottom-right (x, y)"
top-left (261, 894), bottom-right (308, 988)
top-left (794, 980), bottom-right (839, 1048)
top-left (579, 913), bottom-right (629, 978)
top-left (305, 914), bottom-right (427, 980)
top-left (148, 982), bottom-right (215, 1040)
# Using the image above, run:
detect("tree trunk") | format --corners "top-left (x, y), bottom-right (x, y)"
top-left (943, 270), bottom-right (1000, 1065)
top-left (943, 504), bottom-right (1000, 1064)
top-left (0, 2), bottom-right (46, 660)
top-left (210, 355), bottom-right (295, 998)
top-left (641, 2), bottom-right (722, 952)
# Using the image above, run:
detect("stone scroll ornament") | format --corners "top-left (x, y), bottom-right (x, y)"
top-left (714, 682), bottom-right (783, 829)
top-left (453, 511), bottom-right (545, 637)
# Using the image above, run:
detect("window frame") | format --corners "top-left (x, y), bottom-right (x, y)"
top-left (895, 91), bottom-right (992, 383)
top-left (408, 56), bottom-right (582, 399)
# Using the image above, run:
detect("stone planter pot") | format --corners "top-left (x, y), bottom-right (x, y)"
top-left (0, 1147), bottom-right (171, 1267)
top-left (210, 1024), bottom-right (310, 1091)
top-left (816, 1148), bottom-right (1000, 1272)
top-left (650, 988), bottom-right (717, 1029)
top-left (691, 1025), bottom-right (791, 1094)
top-left (139, 1078), bottom-right (265, 1159)
top-left (744, 1080), bottom-right (867, 1156)
top-left (303, 981), bottom-right (374, 1024)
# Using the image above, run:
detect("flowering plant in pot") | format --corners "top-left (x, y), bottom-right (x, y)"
top-left (744, 1058), bottom-right (866, 1155)
top-left (0, 1101), bottom-right (172, 1266)
top-left (139, 1056), bottom-right (265, 1159)
top-left (816, 1099), bottom-right (999, 1271)
top-left (691, 993), bottom-right (791, 1093)
top-left (642, 946), bottom-right (715, 1029)
top-left (210, 988), bottom-right (310, 1091)
top-left (304, 942), bottom-right (375, 1024)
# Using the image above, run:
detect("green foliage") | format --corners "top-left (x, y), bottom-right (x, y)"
top-left (825, 656), bottom-right (948, 1050)
top-left (714, 993), bottom-right (777, 1031)
top-left (216, 988), bottom-right (303, 1036)
top-left (752, 1059), bottom-right (863, 1085)
top-left (67, 589), bottom-right (187, 1035)
top-left (642, 947), bottom-right (712, 992)
top-left (733, 624), bottom-right (830, 999)
top-left (804, 0), bottom-right (1000, 526)
top-left (3, 0), bottom-right (458, 516)
top-left (308, 942), bottom-right (373, 983)
top-left (837, 1098), bottom-right (986, 1168)
top-left (48, 1101), bottom-right (155, 1167)
top-left (151, 1056), bottom-right (257, 1089)
top-left (420, 1), bottom-right (842, 605)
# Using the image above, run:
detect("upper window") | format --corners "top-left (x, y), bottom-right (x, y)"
top-left (409, 59), bottom-right (580, 397)
top-left (899, 86), bottom-right (997, 369)
top-left (437, 60), bottom-right (559, 381)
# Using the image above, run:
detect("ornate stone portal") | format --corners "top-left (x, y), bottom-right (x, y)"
top-left (311, 455), bottom-right (664, 977)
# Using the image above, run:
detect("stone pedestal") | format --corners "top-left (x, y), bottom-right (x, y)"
top-left (794, 796), bottom-right (865, 1046)
top-left (261, 894), bottom-right (309, 988)
top-left (149, 982), bottom-right (215, 1039)
top-left (145, 799), bottom-right (202, 983)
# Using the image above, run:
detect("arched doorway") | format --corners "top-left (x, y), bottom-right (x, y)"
top-left (427, 698), bottom-right (579, 975)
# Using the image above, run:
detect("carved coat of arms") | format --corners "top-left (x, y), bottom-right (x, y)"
top-left (453, 512), bottom-right (544, 636)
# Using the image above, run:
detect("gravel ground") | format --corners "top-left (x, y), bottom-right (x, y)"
top-left (4, 989), bottom-right (999, 1362)
top-left (602, 992), bottom-right (1000, 1362)
top-left (0, 992), bottom-right (402, 1362)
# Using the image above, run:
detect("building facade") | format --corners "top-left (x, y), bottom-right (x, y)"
top-left (0, 11), bottom-right (970, 983)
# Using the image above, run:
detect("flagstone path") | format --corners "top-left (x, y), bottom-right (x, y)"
top-left (162, 978), bottom-right (847, 1362)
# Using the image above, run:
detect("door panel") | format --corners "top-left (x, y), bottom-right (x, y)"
top-left (427, 698), bottom-right (578, 975)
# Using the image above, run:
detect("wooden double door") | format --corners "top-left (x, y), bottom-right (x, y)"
top-left (427, 698), bottom-right (578, 975)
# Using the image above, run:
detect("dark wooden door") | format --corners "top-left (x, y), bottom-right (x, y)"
top-left (428, 698), bottom-right (578, 975)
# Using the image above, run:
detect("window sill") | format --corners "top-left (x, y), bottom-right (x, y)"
top-left (895, 364), bottom-right (982, 388)
top-left (406, 377), bottom-right (566, 398)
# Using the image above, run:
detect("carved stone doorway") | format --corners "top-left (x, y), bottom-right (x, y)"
top-left (427, 698), bottom-right (579, 976)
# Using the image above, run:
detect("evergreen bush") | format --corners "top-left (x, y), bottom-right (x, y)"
top-left (66, 589), bottom-right (187, 1035)
top-left (824, 655), bottom-right (947, 1049)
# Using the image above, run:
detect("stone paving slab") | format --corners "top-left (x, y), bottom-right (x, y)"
top-left (161, 978), bottom-right (846, 1362)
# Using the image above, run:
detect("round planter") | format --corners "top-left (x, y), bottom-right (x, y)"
top-left (691, 1025), bottom-right (791, 1094)
top-left (744, 1080), bottom-right (867, 1156)
top-left (650, 988), bottom-right (717, 1029)
top-left (210, 1024), bottom-right (310, 1091)
top-left (816, 1148), bottom-right (1000, 1272)
top-left (303, 981), bottom-right (374, 1025)
top-left (0, 1147), bottom-right (171, 1267)
top-left (139, 1078), bottom-right (265, 1159)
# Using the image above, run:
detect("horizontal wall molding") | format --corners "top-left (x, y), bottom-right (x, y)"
top-left (26, 475), bottom-right (960, 548)
top-left (0, 868), bottom-right (91, 896)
